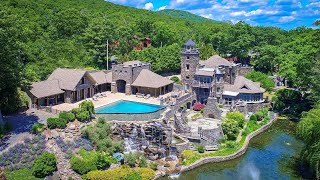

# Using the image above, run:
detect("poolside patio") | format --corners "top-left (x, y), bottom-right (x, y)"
top-left (52, 91), bottom-right (162, 112)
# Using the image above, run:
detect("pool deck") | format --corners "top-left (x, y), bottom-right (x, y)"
top-left (52, 91), bottom-right (162, 112)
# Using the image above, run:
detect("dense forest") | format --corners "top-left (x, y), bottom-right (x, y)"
top-left (1, 0), bottom-right (319, 114)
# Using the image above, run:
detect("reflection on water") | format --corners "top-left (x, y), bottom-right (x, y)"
top-left (161, 119), bottom-right (304, 180)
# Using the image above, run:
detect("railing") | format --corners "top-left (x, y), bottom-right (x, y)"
top-left (192, 80), bottom-right (213, 88)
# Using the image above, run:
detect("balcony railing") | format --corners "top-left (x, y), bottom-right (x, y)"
top-left (192, 80), bottom-right (213, 88)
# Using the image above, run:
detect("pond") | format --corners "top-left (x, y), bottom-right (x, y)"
top-left (160, 119), bottom-right (306, 180)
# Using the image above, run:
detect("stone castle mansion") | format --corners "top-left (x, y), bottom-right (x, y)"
top-left (180, 40), bottom-right (266, 112)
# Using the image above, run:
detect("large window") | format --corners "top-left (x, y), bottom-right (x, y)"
top-left (225, 98), bottom-right (233, 105)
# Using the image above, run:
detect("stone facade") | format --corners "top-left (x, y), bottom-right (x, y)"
top-left (203, 97), bottom-right (222, 119)
top-left (181, 44), bottom-right (199, 90)
top-left (111, 63), bottom-right (150, 95)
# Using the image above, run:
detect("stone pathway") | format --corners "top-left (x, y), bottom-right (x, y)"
top-left (46, 140), bottom-right (82, 180)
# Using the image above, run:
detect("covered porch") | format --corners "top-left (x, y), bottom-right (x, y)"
top-left (31, 93), bottom-right (65, 109)
top-left (132, 84), bottom-right (173, 97)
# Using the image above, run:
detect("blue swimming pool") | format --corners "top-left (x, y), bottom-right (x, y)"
top-left (95, 100), bottom-right (163, 114)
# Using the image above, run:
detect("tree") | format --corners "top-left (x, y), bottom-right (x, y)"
top-left (297, 105), bottom-right (320, 179)
top-left (225, 111), bottom-right (245, 128)
top-left (0, 9), bottom-right (25, 114)
top-left (221, 118), bottom-right (240, 140)
top-left (251, 45), bottom-right (281, 73)
top-left (245, 71), bottom-right (275, 92)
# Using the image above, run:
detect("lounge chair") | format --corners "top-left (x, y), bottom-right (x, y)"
top-left (136, 93), bottom-right (144, 98)
top-left (102, 92), bottom-right (107, 97)
top-left (144, 94), bottom-right (151, 99)
top-left (97, 93), bottom-right (103, 98)
top-left (92, 96), bottom-right (99, 101)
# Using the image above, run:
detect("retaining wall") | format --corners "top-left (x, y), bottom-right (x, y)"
top-left (180, 116), bottom-right (277, 172)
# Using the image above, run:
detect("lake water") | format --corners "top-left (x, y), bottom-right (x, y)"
top-left (95, 100), bottom-right (163, 114)
top-left (160, 119), bottom-right (305, 180)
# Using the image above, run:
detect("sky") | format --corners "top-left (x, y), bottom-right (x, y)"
top-left (106, 0), bottom-right (320, 30)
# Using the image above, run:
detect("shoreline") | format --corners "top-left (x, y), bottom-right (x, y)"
top-left (155, 114), bottom-right (277, 179)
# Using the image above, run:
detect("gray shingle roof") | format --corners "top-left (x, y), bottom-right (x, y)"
top-left (30, 80), bottom-right (64, 98)
top-left (200, 55), bottom-right (233, 68)
top-left (88, 71), bottom-right (108, 85)
top-left (224, 76), bottom-right (265, 94)
top-left (184, 39), bottom-right (196, 46)
top-left (105, 72), bottom-right (112, 83)
top-left (47, 68), bottom-right (87, 91)
top-left (132, 69), bottom-right (173, 88)
top-left (195, 69), bottom-right (215, 77)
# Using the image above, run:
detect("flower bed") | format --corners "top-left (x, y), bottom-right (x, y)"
top-left (0, 135), bottom-right (46, 170)
top-left (55, 138), bottom-right (93, 159)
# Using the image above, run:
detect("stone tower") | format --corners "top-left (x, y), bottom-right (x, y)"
top-left (181, 39), bottom-right (199, 90)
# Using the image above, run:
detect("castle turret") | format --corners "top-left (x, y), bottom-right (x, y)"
top-left (181, 39), bottom-right (199, 90)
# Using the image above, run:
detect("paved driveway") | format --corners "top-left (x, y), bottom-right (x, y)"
top-left (0, 109), bottom-right (55, 152)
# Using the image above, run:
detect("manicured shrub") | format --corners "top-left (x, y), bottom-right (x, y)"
top-left (197, 146), bottom-right (205, 153)
top-left (71, 108), bottom-right (82, 118)
top-left (125, 172), bottom-right (142, 180)
top-left (70, 155), bottom-right (97, 175)
top-left (193, 102), bottom-right (205, 111)
top-left (59, 112), bottom-right (75, 122)
top-left (181, 150), bottom-right (196, 160)
top-left (138, 156), bottom-right (147, 167)
top-left (47, 117), bottom-right (67, 129)
top-left (136, 168), bottom-right (155, 180)
top-left (83, 166), bottom-right (136, 180)
top-left (70, 148), bottom-right (114, 175)
top-left (126, 153), bottom-right (137, 167)
top-left (31, 123), bottom-right (45, 134)
top-left (77, 110), bottom-right (90, 122)
top-left (32, 152), bottom-right (57, 178)
top-left (5, 168), bottom-right (41, 180)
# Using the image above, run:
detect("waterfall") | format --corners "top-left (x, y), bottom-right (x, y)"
top-left (124, 126), bottom-right (139, 154)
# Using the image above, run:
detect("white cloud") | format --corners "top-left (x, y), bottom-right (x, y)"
top-left (158, 6), bottom-right (167, 11)
top-left (279, 15), bottom-right (295, 23)
top-left (200, 13), bottom-right (213, 19)
top-left (231, 9), bottom-right (278, 17)
top-left (143, 2), bottom-right (154, 10)
top-left (306, 2), bottom-right (320, 8)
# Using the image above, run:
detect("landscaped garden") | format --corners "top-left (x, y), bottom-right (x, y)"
top-left (181, 108), bottom-right (272, 166)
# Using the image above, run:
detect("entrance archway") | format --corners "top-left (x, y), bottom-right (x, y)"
top-left (116, 80), bottom-right (126, 93)
top-left (208, 114), bottom-right (215, 119)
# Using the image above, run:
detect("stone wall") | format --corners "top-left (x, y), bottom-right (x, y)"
top-left (237, 66), bottom-right (253, 76)
top-left (180, 114), bottom-right (277, 172)
top-left (96, 108), bottom-right (166, 121)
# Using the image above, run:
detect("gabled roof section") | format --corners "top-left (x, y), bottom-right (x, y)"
top-left (132, 69), bottom-right (173, 88)
top-left (184, 39), bottom-right (196, 46)
top-left (88, 71), bottom-right (108, 85)
top-left (47, 68), bottom-right (87, 91)
top-left (30, 80), bottom-right (64, 98)
top-left (224, 76), bottom-right (265, 94)
top-left (200, 55), bottom-right (233, 68)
